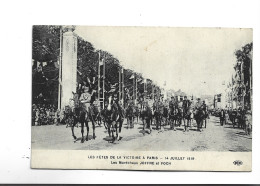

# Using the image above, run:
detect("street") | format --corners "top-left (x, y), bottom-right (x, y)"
top-left (31, 116), bottom-right (252, 151)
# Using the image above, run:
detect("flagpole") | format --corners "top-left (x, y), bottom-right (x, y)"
top-left (119, 66), bottom-right (121, 101)
top-left (135, 76), bottom-right (138, 103)
top-left (122, 68), bottom-right (124, 106)
top-left (152, 84), bottom-right (154, 100)
top-left (58, 26), bottom-right (63, 110)
top-left (133, 74), bottom-right (135, 100)
top-left (98, 51), bottom-right (100, 104)
top-left (103, 55), bottom-right (105, 109)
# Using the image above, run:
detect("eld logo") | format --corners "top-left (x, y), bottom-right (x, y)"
top-left (233, 160), bottom-right (243, 166)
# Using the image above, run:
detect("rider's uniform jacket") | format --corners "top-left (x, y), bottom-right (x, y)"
top-left (153, 100), bottom-right (164, 114)
top-left (169, 100), bottom-right (175, 109)
top-left (93, 99), bottom-right (100, 112)
top-left (182, 100), bottom-right (191, 112)
top-left (195, 101), bottom-right (202, 110)
top-left (140, 100), bottom-right (145, 111)
top-left (201, 103), bottom-right (207, 111)
top-left (79, 92), bottom-right (91, 111)
top-left (112, 100), bottom-right (124, 118)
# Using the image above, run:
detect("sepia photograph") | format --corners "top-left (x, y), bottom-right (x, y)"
top-left (31, 26), bottom-right (252, 171)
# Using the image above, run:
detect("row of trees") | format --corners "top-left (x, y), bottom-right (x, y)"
top-left (32, 25), bottom-right (160, 106)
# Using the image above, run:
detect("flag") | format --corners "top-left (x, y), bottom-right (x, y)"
top-left (129, 74), bottom-right (135, 79)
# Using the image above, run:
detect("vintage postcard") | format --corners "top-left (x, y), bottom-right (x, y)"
top-left (31, 26), bottom-right (252, 171)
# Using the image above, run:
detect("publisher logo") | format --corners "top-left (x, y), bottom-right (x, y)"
top-left (233, 160), bottom-right (243, 166)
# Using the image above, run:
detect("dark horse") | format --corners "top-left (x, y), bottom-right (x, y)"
top-left (126, 102), bottom-right (135, 128)
top-left (194, 108), bottom-right (205, 132)
top-left (183, 108), bottom-right (192, 132)
top-left (102, 96), bottom-right (124, 142)
top-left (177, 107), bottom-right (184, 127)
top-left (168, 107), bottom-right (178, 130)
top-left (154, 106), bottom-right (163, 130)
top-left (70, 92), bottom-right (96, 143)
top-left (140, 104), bottom-right (153, 134)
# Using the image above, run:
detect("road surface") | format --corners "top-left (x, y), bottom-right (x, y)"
top-left (31, 116), bottom-right (252, 151)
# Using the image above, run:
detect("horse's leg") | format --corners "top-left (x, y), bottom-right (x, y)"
top-left (80, 120), bottom-right (85, 143)
top-left (118, 119), bottom-right (122, 139)
top-left (115, 122), bottom-right (119, 140)
top-left (92, 119), bottom-right (96, 140)
top-left (183, 118), bottom-right (186, 131)
top-left (156, 116), bottom-right (158, 130)
top-left (108, 122), bottom-right (111, 137)
top-left (71, 117), bottom-right (77, 140)
top-left (85, 120), bottom-right (89, 141)
top-left (111, 122), bottom-right (115, 142)
top-left (143, 117), bottom-right (145, 130)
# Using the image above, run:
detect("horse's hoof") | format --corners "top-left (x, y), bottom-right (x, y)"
top-left (81, 139), bottom-right (84, 143)
top-left (73, 136), bottom-right (77, 140)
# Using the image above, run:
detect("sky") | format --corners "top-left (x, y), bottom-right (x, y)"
top-left (75, 26), bottom-right (252, 96)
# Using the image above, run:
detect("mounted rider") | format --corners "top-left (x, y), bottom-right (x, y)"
top-left (182, 96), bottom-right (191, 114)
top-left (111, 92), bottom-right (124, 120)
top-left (169, 96), bottom-right (176, 110)
top-left (194, 98), bottom-right (204, 131)
top-left (79, 85), bottom-right (96, 120)
top-left (153, 95), bottom-right (164, 129)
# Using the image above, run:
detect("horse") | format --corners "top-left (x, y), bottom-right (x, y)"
top-left (162, 106), bottom-right (169, 126)
top-left (229, 110), bottom-right (237, 128)
top-left (92, 100), bottom-right (103, 127)
top-left (168, 107), bottom-right (178, 131)
top-left (183, 108), bottom-right (192, 132)
top-left (69, 92), bottom-right (96, 143)
top-left (154, 105), bottom-right (163, 130)
top-left (65, 105), bottom-right (76, 128)
top-left (125, 103), bottom-right (135, 128)
top-left (102, 96), bottom-right (123, 142)
top-left (194, 108), bottom-right (205, 132)
top-left (203, 109), bottom-right (209, 128)
top-left (134, 105), bottom-right (140, 123)
top-left (177, 107), bottom-right (184, 127)
top-left (140, 104), bottom-right (153, 134)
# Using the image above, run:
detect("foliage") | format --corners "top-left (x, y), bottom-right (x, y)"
top-left (32, 25), bottom-right (156, 106)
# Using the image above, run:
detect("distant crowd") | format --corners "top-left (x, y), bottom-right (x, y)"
top-left (210, 107), bottom-right (252, 135)
top-left (32, 104), bottom-right (61, 126)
